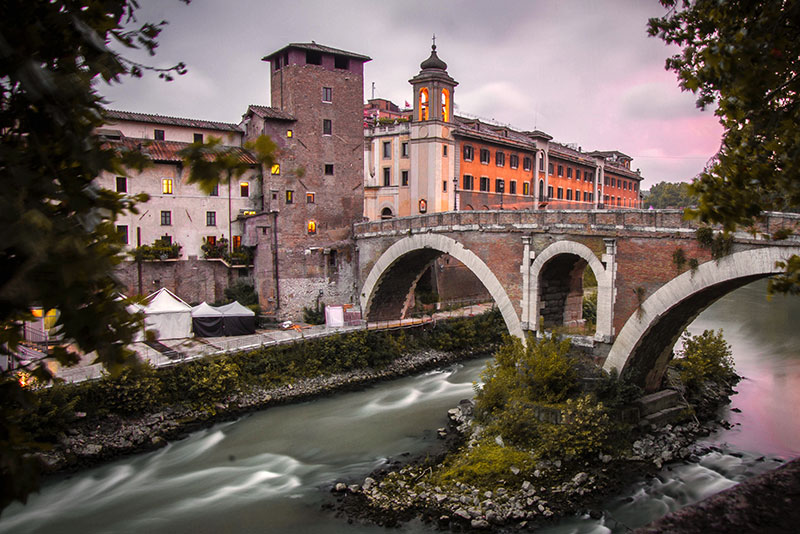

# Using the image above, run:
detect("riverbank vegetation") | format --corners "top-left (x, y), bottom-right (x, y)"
top-left (15, 310), bottom-right (505, 466)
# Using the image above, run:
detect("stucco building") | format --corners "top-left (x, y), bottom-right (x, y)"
top-left (364, 44), bottom-right (644, 221)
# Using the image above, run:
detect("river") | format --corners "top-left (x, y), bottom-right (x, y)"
top-left (1, 280), bottom-right (798, 533)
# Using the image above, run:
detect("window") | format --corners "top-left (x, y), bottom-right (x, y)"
top-left (271, 164), bottom-right (280, 175)
top-left (322, 86), bottom-right (332, 102)
top-left (557, 165), bottom-right (563, 177)
top-left (509, 181), bottom-right (517, 195)
top-left (523, 157), bottom-right (531, 171)
top-left (117, 225), bottom-right (128, 245)
top-left (480, 148), bottom-right (490, 164)
top-left (401, 170), bottom-right (409, 186)
top-left (442, 180), bottom-right (447, 192)
top-left (419, 87), bottom-right (429, 121)
top-left (323, 119), bottom-right (332, 135)
top-left (604, 194), bottom-right (609, 203)
top-left (381, 207), bottom-right (393, 220)
top-left (604, 177), bottom-right (610, 186)
top-left (463, 145), bottom-right (474, 161)
top-left (232, 235), bottom-right (242, 250)
top-left (306, 50), bottom-right (322, 65)
top-left (210, 184), bottom-right (219, 196)
top-left (286, 190), bottom-right (294, 204)
top-left (334, 55), bottom-right (349, 69)
top-left (402, 142), bottom-right (409, 157)
top-left (443, 145), bottom-right (447, 157)
top-left (324, 164), bottom-right (334, 175)
top-left (160, 210), bottom-right (171, 226)
top-left (623, 181), bottom-right (628, 191)
top-left (307, 220), bottom-right (317, 234)
top-left (206, 236), bottom-right (216, 246)
top-left (160, 234), bottom-right (172, 245)
top-left (585, 170), bottom-right (593, 182)
top-left (557, 187), bottom-right (564, 200)
top-left (495, 179), bottom-right (505, 193)
top-left (496, 151), bottom-right (505, 167)
top-left (154, 129), bottom-right (165, 140)
top-left (463, 174), bottom-right (474, 190)
top-left (548, 185), bottom-right (554, 199)
top-left (194, 133), bottom-right (203, 143)
top-left (583, 191), bottom-right (589, 202)
top-left (510, 154), bottom-right (519, 169)
top-left (522, 182), bottom-right (530, 196)
top-left (539, 158), bottom-right (544, 171)
top-left (383, 167), bottom-right (391, 186)
top-left (479, 176), bottom-right (490, 192)
top-left (115, 176), bottom-right (127, 193)
top-left (566, 189), bottom-right (573, 201)
top-left (418, 199), bottom-right (427, 213)
top-left (548, 162), bottom-right (554, 175)
top-left (240, 181), bottom-right (249, 197)
top-left (162, 178), bottom-right (173, 195)
top-left (383, 141), bottom-right (391, 158)
top-left (307, 192), bottom-right (315, 203)
top-left (567, 167), bottom-right (573, 179)
top-left (206, 211), bottom-right (216, 226)
top-left (576, 169), bottom-right (581, 181)
top-left (286, 129), bottom-right (293, 138)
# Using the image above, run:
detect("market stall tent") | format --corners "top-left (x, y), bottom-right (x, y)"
top-left (142, 288), bottom-right (193, 339)
top-left (217, 301), bottom-right (256, 336)
top-left (191, 302), bottom-right (225, 337)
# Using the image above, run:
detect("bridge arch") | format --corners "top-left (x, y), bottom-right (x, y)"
top-left (603, 246), bottom-right (800, 391)
top-left (360, 234), bottom-right (525, 340)
top-left (527, 240), bottom-right (614, 341)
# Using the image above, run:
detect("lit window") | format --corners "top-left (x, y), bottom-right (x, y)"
top-left (522, 182), bottom-right (530, 196)
top-left (160, 210), bottom-right (171, 226)
top-left (162, 178), bottom-right (173, 195)
top-left (324, 164), bottom-right (334, 175)
top-left (240, 181), bottom-right (249, 197)
top-left (154, 129), bottom-right (164, 140)
top-left (306, 192), bottom-right (315, 204)
top-left (117, 225), bottom-right (128, 244)
top-left (194, 133), bottom-right (203, 143)
top-left (441, 88), bottom-right (450, 122)
top-left (418, 199), bottom-right (427, 213)
top-left (286, 190), bottom-right (294, 204)
top-left (206, 236), bottom-right (216, 246)
top-left (323, 119), bottom-right (332, 135)
top-left (232, 235), bottom-right (241, 250)
top-left (271, 164), bottom-right (280, 175)
top-left (286, 130), bottom-right (293, 138)
top-left (322, 87), bottom-right (332, 102)
top-left (307, 220), bottom-right (317, 234)
top-left (206, 211), bottom-right (216, 226)
top-left (116, 176), bottom-right (127, 193)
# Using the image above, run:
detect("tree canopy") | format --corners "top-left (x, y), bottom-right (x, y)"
top-left (643, 181), bottom-right (696, 209)
top-left (649, 0), bottom-right (800, 294)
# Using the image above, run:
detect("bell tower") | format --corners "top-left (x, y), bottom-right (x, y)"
top-left (409, 38), bottom-right (458, 214)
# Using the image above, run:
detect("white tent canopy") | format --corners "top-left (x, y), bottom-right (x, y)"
top-left (143, 288), bottom-right (192, 339)
top-left (217, 301), bottom-right (256, 335)
top-left (191, 302), bottom-right (224, 317)
top-left (217, 301), bottom-right (255, 317)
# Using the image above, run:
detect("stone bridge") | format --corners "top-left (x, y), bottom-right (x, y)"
top-left (354, 209), bottom-right (800, 391)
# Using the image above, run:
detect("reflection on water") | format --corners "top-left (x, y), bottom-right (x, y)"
top-left (0, 280), bottom-right (798, 533)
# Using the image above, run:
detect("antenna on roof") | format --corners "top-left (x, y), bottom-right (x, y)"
top-left (432, 34), bottom-right (436, 49)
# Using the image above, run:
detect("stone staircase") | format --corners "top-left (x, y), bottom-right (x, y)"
top-left (634, 389), bottom-right (689, 427)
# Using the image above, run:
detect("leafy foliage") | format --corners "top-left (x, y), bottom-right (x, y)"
top-left (648, 0), bottom-right (800, 290)
top-left (221, 280), bottom-right (258, 307)
top-left (135, 238), bottom-right (182, 261)
top-left (436, 440), bottom-right (534, 487)
top-left (643, 181), bottom-right (696, 209)
top-left (93, 363), bottom-right (162, 415)
top-left (534, 395), bottom-right (613, 462)
top-left (670, 329), bottom-right (736, 389)
top-left (303, 303), bottom-right (326, 325)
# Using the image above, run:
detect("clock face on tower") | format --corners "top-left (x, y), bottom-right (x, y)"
top-left (418, 125), bottom-right (428, 138)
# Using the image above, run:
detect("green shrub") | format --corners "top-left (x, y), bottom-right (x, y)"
top-left (670, 329), bottom-right (736, 389)
top-left (23, 383), bottom-right (81, 440)
top-left (160, 358), bottom-right (240, 410)
top-left (94, 363), bottom-right (162, 415)
top-left (582, 291), bottom-right (597, 325)
top-left (535, 394), bottom-right (612, 462)
top-left (222, 280), bottom-right (258, 307)
top-left (302, 304), bottom-right (325, 325)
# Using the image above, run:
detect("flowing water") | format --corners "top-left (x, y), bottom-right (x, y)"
top-left (2, 280), bottom-right (798, 533)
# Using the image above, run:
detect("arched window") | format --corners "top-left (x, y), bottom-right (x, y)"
top-left (418, 198), bottom-right (427, 213)
top-left (419, 87), bottom-right (429, 121)
top-left (441, 88), bottom-right (450, 122)
top-left (381, 207), bottom-right (393, 220)
top-left (539, 180), bottom-right (545, 199)
top-left (307, 220), bottom-right (317, 234)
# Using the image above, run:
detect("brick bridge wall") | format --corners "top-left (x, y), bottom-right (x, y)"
top-left (355, 209), bottom-right (800, 389)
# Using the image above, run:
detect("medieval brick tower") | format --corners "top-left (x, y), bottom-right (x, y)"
top-left (243, 42), bottom-right (371, 317)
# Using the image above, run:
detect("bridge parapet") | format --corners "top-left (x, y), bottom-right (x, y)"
top-left (355, 209), bottom-right (800, 243)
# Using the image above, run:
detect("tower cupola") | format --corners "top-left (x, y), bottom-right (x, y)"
top-left (409, 37), bottom-right (458, 123)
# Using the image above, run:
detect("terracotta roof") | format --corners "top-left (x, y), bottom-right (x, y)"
top-left (245, 105), bottom-right (296, 121)
top-left (105, 109), bottom-right (243, 132)
top-left (111, 138), bottom-right (259, 165)
top-left (263, 42), bottom-right (371, 62)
